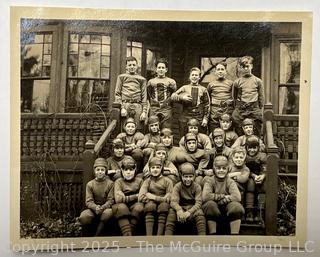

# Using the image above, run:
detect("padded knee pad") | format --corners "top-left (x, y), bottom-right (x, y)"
top-left (112, 203), bottom-right (130, 219)
top-left (131, 202), bottom-right (144, 218)
top-left (144, 201), bottom-right (157, 213)
top-left (100, 208), bottom-right (113, 222)
top-left (158, 202), bottom-right (170, 213)
top-left (79, 209), bottom-right (95, 225)
top-left (226, 202), bottom-right (245, 221)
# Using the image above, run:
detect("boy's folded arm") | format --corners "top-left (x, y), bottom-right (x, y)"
top-left (85, 184), bottom-right (98, 210)
top-left (125, 194), bottom-right (138, 203)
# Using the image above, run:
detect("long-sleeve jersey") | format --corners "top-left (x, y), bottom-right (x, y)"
top-left (233, 74), bottom-right (264, 108)
top-left (140, 133), bottom-right (161, 149)
top-left (139, 176), bottom-right (173, 202)
top-left (207, 144), bottom-right (232, 160)
top-left (85, 178), bottom-right (114, 211)
top-left (179, 133), bottom-right (212, 151)
top-left (115, 73), bottom-right (147, 112)
top-left (202, 176), bottom-right (241, 203)
top-left (207, 78), bottom-right (233, 102)
top-left (231, 135), bottom-right (266, 152)
top-left (225, 130), bottom-right (239, 147)
top-left (116, 132), bottom-right (145, 153)
top-left (114, 177), bottom-right (143, 203)
top-left (177, 149), bottom-right (210, 175)
top-left (170, 182), bottom-right (202, 215)
top-left (143, 159), bottom-right (178, 178)
top-left (172, 84), bottom-right (210, 120)
top-left (228, 163), bottom-right (250, 184)
top-left (147, 76), bottom-right (177, 107)
top-left (106, 155), bottom-right (130, 180)
top-left (167, 146), bottom-right (184, 165)
top-left (246, 152), bottom-right (267, 175)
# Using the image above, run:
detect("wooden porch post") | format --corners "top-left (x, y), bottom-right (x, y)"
top-left (264, 103), bottom-right (279, 235)
top-left (81, 140), bottom-right (96, 207)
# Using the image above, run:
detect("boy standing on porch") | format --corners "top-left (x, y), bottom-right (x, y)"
top-left (115, 56), bottom-right (147, 131)
top-left (207, 61), bottom-right (234, 132)
top-left (171, 67), bottom-right (210, 136)
top-left (232, 56), bottom-right (264, 136)
top-left (147, 58), bottom-right (177, 128)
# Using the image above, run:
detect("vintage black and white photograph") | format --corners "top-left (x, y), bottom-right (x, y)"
top-left (11, 7), bottom-right (311, 249)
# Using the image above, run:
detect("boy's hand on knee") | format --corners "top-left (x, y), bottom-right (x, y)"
top-left (184, 211), bottom-right (191, 220)
top-left (95, 205), bottom-right (102, 215)
top-left (177, 210), bottom-right (185, 222)
top-left (121, 108), bottom-right (128, 117)
top-left (140, 111), bottom-right (147, 121)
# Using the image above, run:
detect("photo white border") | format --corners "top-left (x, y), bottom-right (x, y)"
top-left (9, 5), bottom-right (312, 252)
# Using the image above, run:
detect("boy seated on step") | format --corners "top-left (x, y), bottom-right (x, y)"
top-left (138, 157), bottom-right (173, 235)
top-left (179, 118), bottom-right (212, 151)
top-left (218, 113), bottom-right (238, 147)
top-left (160, 127), bottom-right (184, 165)
top-left (112, 156), bottom-right (144, 236)
top-left (79, 158), bottom-right (114, 236)
top-left (231, 118), bottom-right (265, 152)
top-left (245, 135), bottom-right (267, 225)
top-left (165, 163), bottom-right (206, 235)
top-left (143, 143), bottom-right (179, 183)
top-left (105, 138), bottom-right (129, 181)
top-left (116, 117), bottom-right (144, 172)
top-left (208, 128), bottom-right (232, 161)
top-left (139, 115), bottom-right (162, 164)
top-left (228, 146), bottom-right (250, 203)
top-left (202, 156), bottom-right (245, 235)
top-left (176, 132), bottom-right (210, 185)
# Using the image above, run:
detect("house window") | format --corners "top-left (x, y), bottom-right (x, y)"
top-left (66, 33), bottom-right (111, 112)
top-left (21, 32), bottom-right (53, 113)
top-left (127, 40), bottom-right (143, 72)
top-left (146, 48), bottom-right (163, 80)
top-left (200, 57), bottom-right (240, 85)
top-left (278, 42), bottom-right (301, 114)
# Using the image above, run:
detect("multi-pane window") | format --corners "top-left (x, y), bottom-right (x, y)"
top-left (278, 42), bottom-right (301, 114)
top-left (66, 33), bottom-right (111, 112)
top-left (146, 48), bottom-right (163, 80)
top-left (126, 40), bottom-right (143, 73)
top-left (21, 32), bottom-right (53, 113)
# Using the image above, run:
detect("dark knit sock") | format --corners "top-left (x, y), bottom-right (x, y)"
top-left (145, 213), bottom-right (154, 235)
top-left (95, 222), bottom-right (105, 236)
top-left (118, 218), bottom-right (132, 236)
top-left (130, 217), bottom-right (139, 233)
top-left (195, 215), bottom-right (206, 235)
top-left (164, 221), bottom-right (175, 235)
top-left (207, 220), bottom-right (217, 235)
top-left (157, 213), bottom-right (167, 235)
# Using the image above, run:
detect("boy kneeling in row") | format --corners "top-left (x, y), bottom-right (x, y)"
top-left (165, 163), bottom-right (206, 235)
top-left (202, 156), bottom-right (245, 235)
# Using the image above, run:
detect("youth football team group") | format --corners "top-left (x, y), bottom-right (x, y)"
top-left (79, 55), bottom-right (267, 236)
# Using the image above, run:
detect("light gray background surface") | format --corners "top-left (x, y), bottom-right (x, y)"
top-left (1, 0), bottom-right (320, 256)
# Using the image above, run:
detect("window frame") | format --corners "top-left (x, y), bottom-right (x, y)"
top-left (60, 25), bottom-right (121, 112)
top-left (123, 31), bottom-right (170, 80)
top-left (271, 34), bottom-right (301, 114)
top-left (20, 24), bottom-right (60, 113)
